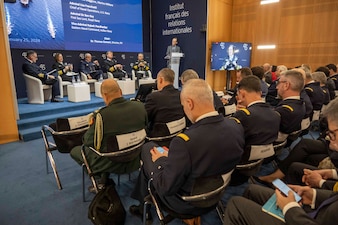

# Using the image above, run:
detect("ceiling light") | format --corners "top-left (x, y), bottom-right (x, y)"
top-left (260, 0), bottom-right (280, 5)
top-left (257, 45), bottom-right (276, 49)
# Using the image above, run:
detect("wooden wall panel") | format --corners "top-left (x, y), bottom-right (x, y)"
top-left (231, 0), bottom-right (338, 71)
top-left (0, 2), bottom-right (19, 144)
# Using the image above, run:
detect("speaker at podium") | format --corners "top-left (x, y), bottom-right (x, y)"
top-left (165, 52), bottom-right (184, 88)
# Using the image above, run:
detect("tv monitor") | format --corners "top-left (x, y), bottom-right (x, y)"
top-left (211, 42), bottom-right (252, 71)
top-left (135, 83), bottom-right (156, 102)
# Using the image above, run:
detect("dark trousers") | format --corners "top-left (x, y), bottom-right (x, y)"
top-left (44, 78), bottom-right (60, 99)
top-left (278, 139), bottom-right (328, 175)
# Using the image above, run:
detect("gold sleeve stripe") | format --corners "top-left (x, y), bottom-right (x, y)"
top-left (229, 117), bottom-right (241, 124)
top-left (282, 105), bottom-right (294, 112)
top-left (239, 108), bottom-right (250, 115)
top-left (177, 133), bottom-right (189, 141)
top-left (333, 182), bottom-right (338, 192)
top-left (305, 87), bottom-right (314, 92)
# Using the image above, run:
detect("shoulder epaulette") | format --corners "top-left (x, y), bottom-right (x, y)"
top-left (332, 77), bottom-right (337, 80)
top-left (282, 105), bottom-right (294, 112)
top-left (239, 108), bottom-right (250, 115)
top-left (323, 89), bottom-right (327, 94)
top-left (333, 182), bottom-right (338, 192)
top-left (177, 133), bottom-right (189, 141)
top-left (305, 87), bottom-right (313, 92)
top-left (229, 117), bottom-right (241, 124)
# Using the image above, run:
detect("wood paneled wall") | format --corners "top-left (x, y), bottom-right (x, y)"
top-left (206, 0), bottom-right (338, 91)
top-left (0, 3), bottom-right (19, 144)
top-left (232, 0), bottom-right (338, 70)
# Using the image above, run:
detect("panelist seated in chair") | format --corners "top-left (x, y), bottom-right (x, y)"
top-left (52, 52), bottom-right (73, 82)
top-left (130, 79), bottom-right (244, 223)
top-left (70, 79), bottom-right (147, 188)
top-left (145, 68), bottom-right (186, 144)
top-left (103, 51), bottom-right (127, 80)
top-left (230, 75), bottom-right (280, 185)
top-left (22, 50), bottom-right (63, 102)
top-left (80, 53), bottom-right (105, 81)
top-left (132, 53), bottom-right (151, 79)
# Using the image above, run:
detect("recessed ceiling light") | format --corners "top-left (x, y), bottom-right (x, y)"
top-left (257, 45), bottom-right (276, 49)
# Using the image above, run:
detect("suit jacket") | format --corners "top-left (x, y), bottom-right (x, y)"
top-left (275, 98), bottom-right (306, 134)
top-left (301, 89), bottom-right (313, 118)
top-left (79, 60), bottom-right (96, 75)
top-left (166, 45), bottom-right (181, 67)
top-left (233, 102), bottom-right (280, 162)
top-left (22, 59), bottom-right (47, 82)
top-left (321, 86), bottom-right (331, 105)
top-left (52, 62), bottom-right (72, 82)
top-left (133, 60), bottom-right (150, 71)
top-left (284, 190), bottom-right (338, 225)
top-left (103, 58), bottom-right (119, 73)
top-left (304, 82), bottom-right (325, 111)
top-left (152, 115), bottom-right (244, 215)
top-left (331, 74), bottom-right (338, 90)
top-left (144, 84), bottom-right (185, 137)
top-left (327, 77), bottom-right (336, 100)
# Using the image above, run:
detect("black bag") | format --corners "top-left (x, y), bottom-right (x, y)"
top-left (88, 184), bottom-right (126, 225)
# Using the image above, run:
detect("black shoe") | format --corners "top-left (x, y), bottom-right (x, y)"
top-left (129, 204), bottom-right (153, 224)
top-left (249, 176), bottom-right (274, 189)
top-left (51, 98), bottom-right (64, 102)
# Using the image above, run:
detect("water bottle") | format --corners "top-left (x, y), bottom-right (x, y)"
top-left (99, 74), bottom-right (103, 82)
top-left (77, 75), bottom-right (81, 83)
top-left (72, 75), bottom-right (76, 84)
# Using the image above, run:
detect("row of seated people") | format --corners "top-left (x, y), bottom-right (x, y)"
top-left (64, 64), bottom-right (320, 224)
top-left (22, 50), bottom-right (152, 100)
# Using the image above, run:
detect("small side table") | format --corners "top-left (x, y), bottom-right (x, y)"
top-left (95, 82), bottom-right (102, 98)
top-left (67, 83), bottom-right (91, 102)
top-left (117, 79), bottom-right (135, 95)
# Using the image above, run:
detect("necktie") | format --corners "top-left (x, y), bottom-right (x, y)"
top-left (308, 194), bottom-right (338, 219)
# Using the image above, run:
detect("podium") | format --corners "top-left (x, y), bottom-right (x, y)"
top-left (169, 52), bottom-right (184, 88)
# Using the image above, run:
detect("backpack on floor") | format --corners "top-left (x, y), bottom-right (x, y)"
top-left (88, 184), bottom-right (126, 225)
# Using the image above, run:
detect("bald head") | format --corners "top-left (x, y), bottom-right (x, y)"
top-left (101, 79), bottom-right (122, 105)
top-left (180, 79), bottom-right (214, 123)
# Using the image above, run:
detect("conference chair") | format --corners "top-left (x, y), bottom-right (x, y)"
top-left (81, 128), bottom-right (147, 201)
top-left (23, 73), bottom-right (52, 104)
top-left (146, 117), bottom-right (186, 147)
top-left (143, 171), bottom-right (232, 225)
top-left (223, 104), bottom-right (237, 117)
top-left (80, 72), bottom-right (96, 92)
top-left (58, 76), bottom-right (72, 98)
top-left (41, 114), bottom-right (90, 190)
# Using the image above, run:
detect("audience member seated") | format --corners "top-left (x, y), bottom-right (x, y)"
top-left (223, 183), bottom-right (338, 225)
top-left (132, 53), bottom-right (150, 79)
top-left (144, 68), bottom-right (185, 146)
top-left (316, 66), bottom-right (336, 100)
top-left (103, 51), bottom-right (126, 80)
top-left (222, 67), bottom-right (253, 105)
top-left (180, 69), bottom-right (223, 113)
top-left (251, 66), bottom-right (269, 99)
top-left (80, 53), bottom-right (104, 80)
top-left (231, 75), bottom-right (280, 185)
top-left (130, 79), bottom-right (244, 224)
top-left (312, 72), bottom-right (331, 108)
top-left (70, 79), bottom-right (147, 189)
top-left (263, 63), bottom-right (272, 84)
top-left (274, 70), bottom-right (306, 142)
top-left (326, 63), bottom-right (338, 90)
top-left (22, 50), bottom-right (63, 102)
top-left (304, 71), bottom-right (325, 113)
top-left (266, 65), bottom-right (287, 106)
top-left (52, 53), bottom-right (73, 82)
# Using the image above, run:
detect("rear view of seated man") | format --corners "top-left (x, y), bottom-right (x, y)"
top-left (274, 70), bottom-right (306, 143)
top-left (304, 71), bottom-right (325, 114)
top-left (103, 51), bottom-right (126, 79)
top-left (70, 79), bottom-right (147, 189)
top-left (130, 79), bottom-right (244, 224)
top-left (132, 53), bottom-right (150, 79)
top-left (22, 50), bottom-right (63, 102)
top-left (80, 53), bottom-right (104, 80)
top-left (145, 68), bottom-right (185, 146)
top-left (231, 75), bottom-right (280, 185)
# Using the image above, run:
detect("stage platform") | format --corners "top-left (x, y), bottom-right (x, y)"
top-left (17, 93), bottom-right (135, 141)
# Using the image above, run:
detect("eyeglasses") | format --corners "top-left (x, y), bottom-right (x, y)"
top-left (276, 80), bottom-right (287, 85)
top-left (326, 128), bottom-right (338, 141)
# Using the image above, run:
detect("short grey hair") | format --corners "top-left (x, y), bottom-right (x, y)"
top-left (181, 69), bottom-right (199, 83)
top-left (312, 72), bottom-right (327, 85)
top-left (323, 98), bottom-right (338, 126)
top-left (283, 70), bottom-right (304, 92)
top-left (277, 65), bottom-right (287, 73)
top-left (181, 79), bottom-right (213, 105)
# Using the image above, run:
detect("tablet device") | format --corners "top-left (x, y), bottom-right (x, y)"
top-left (272, 179), bottom-right (301, 202)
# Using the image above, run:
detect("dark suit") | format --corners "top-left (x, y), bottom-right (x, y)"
top-left (22, 58), bottom-right (60, 99)
top-left (266, 78), bottom-right (280, 106)
top-left (322, 86), bottom-right (331, 105)
top-left (331, 74), bottom-right (338, 90)
top-left (327, 77), bottom-right (336, 100)
top-left (70, 97), bottom-right (148, 175)
top-left (275, 98), bottom-right (306, 134)
top-left (224, 184), bottom-right (338, 225)
top-left (80, 60), bottom-right (103, 80)
top-left (166, 45), bottom-right (181, 68)
top-left (264, 71), bottom-right (272, 84)
top-left (233, 102), bottom-right (280, 163)
top-left (103, 58), bottom-right (125, 79)
top-left (301, 89), bottom-right (313, 119)
top-left (131, 115), bottom-right (244, 215)
top-left (304, 82), bottom-right (325, 111)
top-left (145, 85), bottom-right (185, 138)
top-left (52, 62), bottom-right (72, 82)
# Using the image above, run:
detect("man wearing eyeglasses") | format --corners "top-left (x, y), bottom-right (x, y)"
top-left (274, 70), bottom-right (306, 143)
